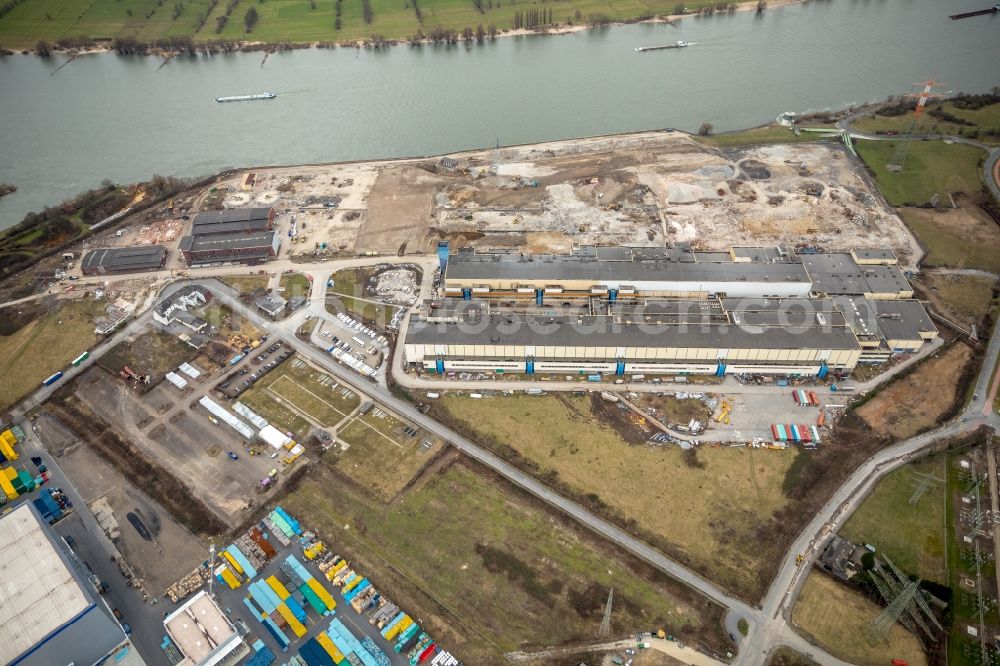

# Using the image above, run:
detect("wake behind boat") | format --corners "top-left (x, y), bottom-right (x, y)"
top-left (635, 40), bottom-right (695, 52)
top-left (215, 92), bottom-right (277, 102)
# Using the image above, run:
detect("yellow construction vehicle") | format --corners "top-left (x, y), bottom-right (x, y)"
top-left (713, 399), bottom-right (733, 425)
top-left (796, 554), bottom-right (805, 565)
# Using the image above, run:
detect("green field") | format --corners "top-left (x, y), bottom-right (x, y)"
top-left (220, 274), bottom-right (269, 295)
top-left (0, 297), bottom-right (105, 410)
top-left (0, 0), bottom-right (736, 49)
top-left (278, 272), bottom-right (311, 299)
top-left (335, 410), bottom-right (442, 500)
top-left (853, 101), bottom-right (1000, 145)
top-left (854, 139), bottom-right (985, 206)
top-left (839, 452), bottom-right (947, 581)
top-left (792, 573), bottom-right (927, 666)
top-left (899, 208), bottom-right (1000, 274)
top-left (431, 394), bottom-right (798, 600)
top-left (697, 125), bottom-right (834, 148)
top-left (283, 459), bottom-right (725, 664)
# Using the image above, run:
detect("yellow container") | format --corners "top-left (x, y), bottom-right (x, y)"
top-left (267, 575), bottom-right (291, 601)
top-left (316, 632), bottom-right (345, 663)
top-left (307, 578), bottom-right (337, 611)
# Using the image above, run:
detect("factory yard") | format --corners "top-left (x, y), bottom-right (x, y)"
top-left (284, 456), bottom-right (726, 665)
top-left (428, 393), bottom-right (800, 600)
top-left (792, 573), bottom-right (927, 666)
top-left (202, 131), bottom-right (915, 262)
top-left (855, 342), bottom-right (973, 440)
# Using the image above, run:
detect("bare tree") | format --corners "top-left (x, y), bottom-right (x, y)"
top-left (697, 122), bottom-right (713, 136)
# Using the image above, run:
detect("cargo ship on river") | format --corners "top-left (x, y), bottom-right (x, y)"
top-left (215, 92), bottom-right (277, 103)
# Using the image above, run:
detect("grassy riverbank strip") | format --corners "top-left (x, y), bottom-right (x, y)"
top-left (0, 0), bottom-right (792, 53)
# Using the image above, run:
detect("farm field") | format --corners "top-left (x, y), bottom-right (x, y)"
top-left (855, 343), bottom-right (973, 440)
top-left (0, 0), bottom-right (731, 49)
top-left (430, 393), bottom-right (798, 600)
top-left (855, 139), bottom-right (985, 206)
top-left (900, 206), bottom-right (1000, 274)
top-left (0, 297), bottom-right (105, 410)
top-left (839, 452), bottom-right (947, 581)
top-left (283, 457), bottom-right (726, 664)
top-left (334, 408), bottom-right (442, 500)
top-left (791, 573), bottom-right (926, 666)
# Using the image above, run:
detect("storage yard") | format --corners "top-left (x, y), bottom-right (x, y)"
top-left (283, 457), bottom-right (726, 664)
top-left (428, 393), bottom-right (799, 600)
top-left (162, 504), bottom-right (463, 666)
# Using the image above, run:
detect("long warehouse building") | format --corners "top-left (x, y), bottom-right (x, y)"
top-left (406, 245), bottom-right (936, 376)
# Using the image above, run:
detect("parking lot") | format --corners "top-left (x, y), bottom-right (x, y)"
top-left (316, 312), bottom-right (387, 373)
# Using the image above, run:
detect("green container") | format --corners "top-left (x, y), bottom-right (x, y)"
top-left (17, 470), bottom-right (34, 492)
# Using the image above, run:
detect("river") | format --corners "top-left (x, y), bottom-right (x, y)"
top-left (0, 0), bottom-right (997, 227)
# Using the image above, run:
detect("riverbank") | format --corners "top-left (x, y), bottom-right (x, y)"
top-left (0, 0), bottom-right (797, 56)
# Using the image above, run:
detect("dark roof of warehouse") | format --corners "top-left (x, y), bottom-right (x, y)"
top-left (406, 314), bottom-right (861, 351)
top-left (192, 208), bottom-right (272, 225)
top-left (179, 230), bottom-right (277, 252)
top-left (833, 296), bottom-right (937, 341)
top-left (81, 246), bottom-right (166, 271)
top-left (0, 504), bottom-right (126, 666)
top-left (446, 251), bottom-right (810, 284)
top-left (191, 208), bottom-right (273, 236)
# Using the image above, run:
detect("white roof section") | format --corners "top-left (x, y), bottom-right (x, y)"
top-left (198, 396), bottom-right (256, 439)
top-left (166, 372), bottom-right (189, 389)
top-left (178, 362), bottom-right (202, 378)
top-left (0, 504), bottom-right (128, 666)
top-left (164, 590), bottom-right (242, 666)
top-left (0, 505), bottom-right (91, 663)
top-left (259, 424), bottom-right (293, 450)
top-left (233, 402), bottom-right (269, 429)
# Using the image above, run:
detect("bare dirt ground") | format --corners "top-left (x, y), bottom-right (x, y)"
top-left (71, 366), bottom-right (288, 521)
top-left (169, 131), bottom-right (914, 262)
top-left (61, 444), bottom-right (207, 595)
top-left (856, 343), bottom-right (974, 439)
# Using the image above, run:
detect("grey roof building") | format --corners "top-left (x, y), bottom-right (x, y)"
top-left (179, 231), bottom-right (280, 265)
top-left (191, 208), bottom-right (274, 236)
top-left (81, 246), bottom-right (167, 275)
top-left (0, 504), bottom-right (140, 666)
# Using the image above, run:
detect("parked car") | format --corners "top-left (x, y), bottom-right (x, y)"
top-left (227, 452), bottom-right (239, 460)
